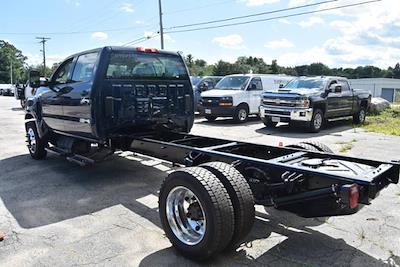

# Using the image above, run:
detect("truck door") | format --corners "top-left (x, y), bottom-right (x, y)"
top-left (247, 77), bottom-right (263, 114)
top-left (41, 58), bottom-right (74, 131)
top-left (338, 80), bottom-right (353, 116)
top-left (62, 52), bottom-right (99, 136)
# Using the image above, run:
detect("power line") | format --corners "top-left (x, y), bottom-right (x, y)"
top-left (122, 32), bottom-right (160, 46)
top-left (166, 0), bottom-right (338, 30)
top-left (165, 0), bottom-right (381, 34)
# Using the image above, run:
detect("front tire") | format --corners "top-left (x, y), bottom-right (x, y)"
top-left (159, 167), bottom-right (235, 260)
top-left (205, 116), bottom-right (217, 122)
top-left (234, 105), bottom-right (248, 123)
top-left (261, 117), bottom-right (278, 128)
top-left (353, 107), bottom-right (366, 125)
top-left (309, 109), bottom-right (324, 133)
top-left (25, 122), bottom-right (47, 160)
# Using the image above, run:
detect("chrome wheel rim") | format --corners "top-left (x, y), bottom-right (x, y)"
top-left (166, 186), bottom-right (206, 246)
top-left (314, 113), bottom-right (322, 129)
top-left (27, 128), bottom-right (36, 153)
top-left (359, 109), bottom-right (365, 123)
top-left (238, 109), bottom-right (247, 121)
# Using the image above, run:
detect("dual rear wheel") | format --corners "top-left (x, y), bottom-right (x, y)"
top-left (159, 162), bottom-right (255, 260)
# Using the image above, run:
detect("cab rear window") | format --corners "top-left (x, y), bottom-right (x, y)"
top-left (106, 52), bottom-right (188, 80)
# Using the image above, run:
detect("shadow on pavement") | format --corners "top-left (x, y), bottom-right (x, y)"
top-left (195, 116), bottom-right (261, 127)
top-left (0, 152), bottom-right (389, 266)
top-left (255, 120), bottom-right (356, 139)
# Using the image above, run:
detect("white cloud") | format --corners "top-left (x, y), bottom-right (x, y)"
top-left (26, 53), bottom-right (66, 67)
top-left (265, 39), bottom-right (294, 49)
top-left (144, 31), bottom-right (174, 43)
top-left (298, 16), bottom-right (324, 28)
top-left (288, 0), bottom-right (314, 7)
top-left (278, 18), bottom-right (291, 25)
top-left (120, 3), bottom-right (134, 13)
top-left (66, 0), bottom-right (80, 7)
top-left (212, 34), bottom-right (247, 50)
top-left (239, 0), bottom-right (279, 7)
top-left (91, 32), bottom-right (108, 41)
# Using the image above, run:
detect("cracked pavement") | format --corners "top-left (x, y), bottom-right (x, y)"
top-left (0, 97), bottom-right (399, 267)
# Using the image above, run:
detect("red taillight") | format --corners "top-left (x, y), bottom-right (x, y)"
top-left (136, 47), bottom-right (159, 53)
top-left (349, 184), bottom-right (359, 209)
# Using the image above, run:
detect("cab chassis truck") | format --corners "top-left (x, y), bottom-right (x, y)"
top-left (24, 46), bottom-right (400, 260)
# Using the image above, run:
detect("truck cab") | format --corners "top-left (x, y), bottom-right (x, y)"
top-left (259, 76), bottom-right (371, 132)
top-left (191, 76), bottom-right (222, 111)
top-left (25, 46), bottom-right (194, 159)
top-left (198, 74), bottom-right (293, 123)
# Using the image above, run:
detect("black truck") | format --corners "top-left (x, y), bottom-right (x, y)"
top-left (259, 76), bottom-right (371, 132)
top-left (25, 47), bottom-right (398, 260)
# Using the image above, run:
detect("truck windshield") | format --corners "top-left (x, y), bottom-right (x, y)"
top-left (106, 52), bottom-right (189, 80)
top-left (284, 78), bottom-right (327, 90)
top-left (215, 76), bottom-right (250, 90)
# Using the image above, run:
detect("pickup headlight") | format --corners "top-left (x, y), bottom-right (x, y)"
top-left (219, 96), bottom-right (233, 107)
top-left (297, 98), bottom-right (310, 108)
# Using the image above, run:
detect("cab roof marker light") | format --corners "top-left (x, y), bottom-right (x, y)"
top-left (135, 47), bottom-right (160, 53)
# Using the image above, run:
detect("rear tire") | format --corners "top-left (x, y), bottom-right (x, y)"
top-left (25, 122), bottom-right (47, 160)
top-left (200, 162), bottom-right (255, 249)
top-left (285, 143), bottom-right (319, 152)
top-left (233, 105), bottom-right (248, 123)
top-left (205, 116), bottom-right (217, 122)
top-left (299, 141), bottom-right (334, 153)
top-left (159, 167), bottom-right (235, 260)
top-left (353, 107), bottom-right (366, 125)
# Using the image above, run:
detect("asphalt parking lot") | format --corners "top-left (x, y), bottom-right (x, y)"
top-left (0, 96), bottom-right (399, 267)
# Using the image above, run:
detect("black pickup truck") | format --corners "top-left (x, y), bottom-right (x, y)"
top-left (25, 48), bottom-right (398, 261)
top-left (259, 76), bottom-right (371, 132)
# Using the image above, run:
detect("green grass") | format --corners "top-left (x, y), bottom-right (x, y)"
top-left (362, 106), bottom-right (400, 136)
top-left (336, 138), bottom-right (357, 153)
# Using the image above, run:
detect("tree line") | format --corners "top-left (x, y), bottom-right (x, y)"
top-left (1, 40), bottom-right (400, 84)
top-left (185, 54), bottom-right (400, 79)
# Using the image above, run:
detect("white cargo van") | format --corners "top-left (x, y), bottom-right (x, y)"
top-left (198, 74), bottom-right (293, 122)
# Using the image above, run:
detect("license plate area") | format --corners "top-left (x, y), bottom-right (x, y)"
top-left (205, 109), bottom-right (212, 114)
top-left (271, 116), bottom-right (281, 122)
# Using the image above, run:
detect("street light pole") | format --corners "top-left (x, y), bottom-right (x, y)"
top-left (158, 0), bottom-right (164, 49)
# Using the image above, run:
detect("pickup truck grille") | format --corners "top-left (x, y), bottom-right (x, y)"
top-left (262, 97), bottom-right (301, 108)
top-left (201, 97), bottom-right (220, 107)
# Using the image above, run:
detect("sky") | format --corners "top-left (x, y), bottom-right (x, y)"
top-left (0, 0), bottom-right (398, 69)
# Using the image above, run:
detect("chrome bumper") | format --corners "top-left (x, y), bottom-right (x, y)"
top-left (259, 105), bottom-right (313, 122)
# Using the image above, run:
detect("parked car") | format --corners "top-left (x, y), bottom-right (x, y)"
top-left (15, 72), bottom-right (48, 108)
top-left (0, 84), bottom-right (15, 96)
top-left (198, 74), bottom-right (293, 123)
top-left (259, 76), bottom-right (371, 132)
top-left (191, 76), bottom-right (222, 110)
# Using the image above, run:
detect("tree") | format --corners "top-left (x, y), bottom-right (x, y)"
top-left (0, 40), bottom-right (27, 83)
top-left (271, 60), bottom-right (279, 74)
top-left (393, 63), bottom-right (400, 79)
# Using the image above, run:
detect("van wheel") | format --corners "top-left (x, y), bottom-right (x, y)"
top-left (353, 107), bottom-right (366, 125)
top-left (25, 122), bottom-right (47, 160)
top-left (200, 162), bottom-right (255, 249)
top-left (309, 109), bottom-right (324, 133)
top-left (234, 105), bottom-right (248, 123)
top-left (205, 116), bottom-right (217, 122)
top-left (159, 167), bottom-right (235, 260)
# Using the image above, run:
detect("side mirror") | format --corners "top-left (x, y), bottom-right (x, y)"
top-left (279, 83), bottom-right (284, 89)
top-left (29, 70), bottom-right (41, 88)
top-left (328, 84), bottom-right (342, 93)
top-left (199, 82), bottom-right (209, 91)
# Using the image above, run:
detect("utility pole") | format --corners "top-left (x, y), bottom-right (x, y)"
top-left (36, 37), bottom-right (51, 75)
top-left (158, 0), bottom-right (164, 49)
top-left (10, 61), bottom-right (13, 84)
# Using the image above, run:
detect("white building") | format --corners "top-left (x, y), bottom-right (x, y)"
top-left (349, 78), bottom-right (400, 103)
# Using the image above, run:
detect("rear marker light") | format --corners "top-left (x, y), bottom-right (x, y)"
top-left (349, 184), bottom-right (359, 209)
